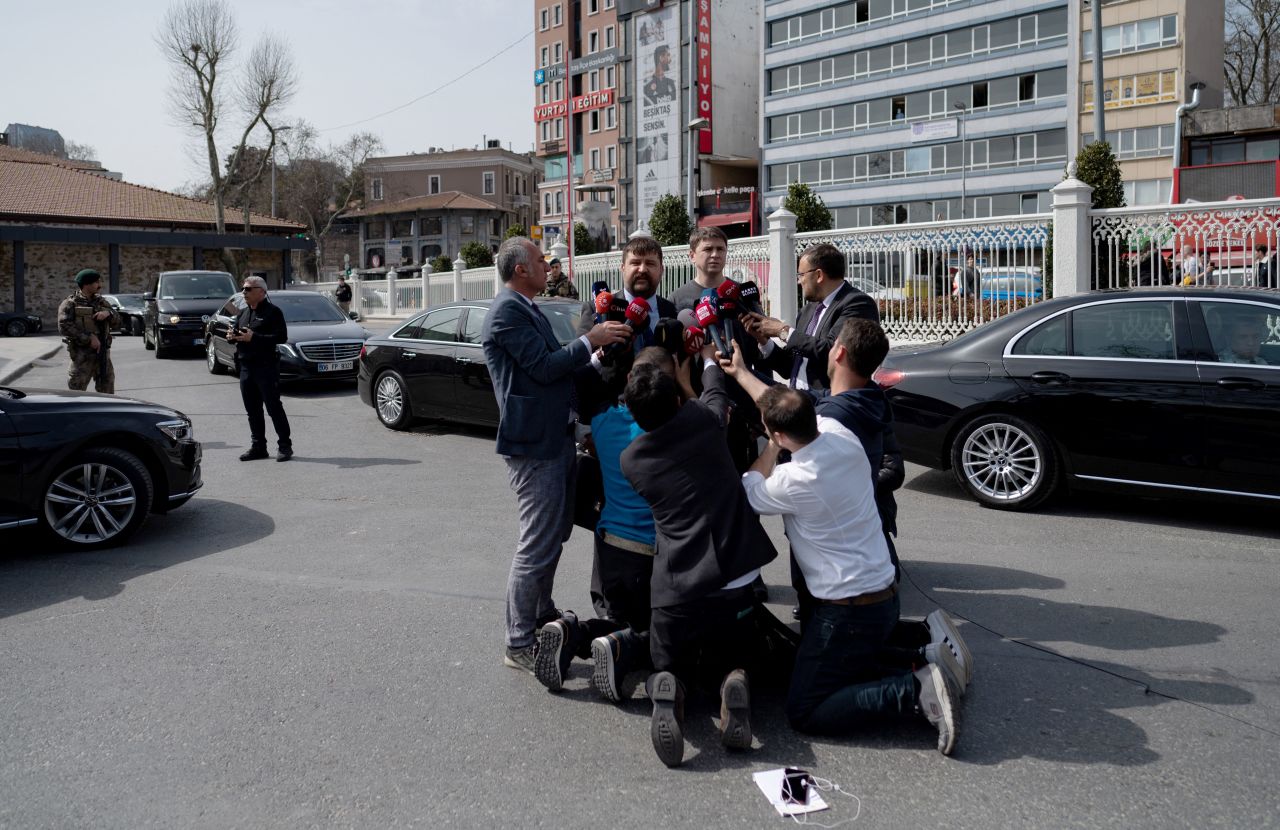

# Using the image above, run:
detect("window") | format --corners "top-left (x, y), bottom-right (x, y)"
top-left (1018, 74), bottom-right (1036, 102)
top-left (541, 121), bottom-right (551, 142)
top-left (401, 245), bottom-right (413, 264)
top-left (605, 26), bottom-right (615, 49)
top-left (553, 3), bottom-right (561, 26)
top-left (418, 307), bottom-right (463, 343)
top-left (589, 30), bottom-right (599, 53)
top-left (605, 0), bottom-right (614, 8)
top-left (366, 220), bottom-right (384, 239)
top-left (590, 148), bottom-right (600, 170)
top-left (429, 175), bottom-right (441, 195)
top-left (587, 0), bottom-right (599, 13)
top-left (1013, 314), bottom-right (1068, 356)
top-left (544, 192), bottom-right (553, 215)
top-left (371, 178), bottom-right (383, 201)
top-left (1201, 301), bottom-right (1276, 365)
top-left (421, 244), bottom-right (442, 262)
top-left (606, 66), bottom-right (615, 88)
top-left (391, 219), bottom-right (413, 238)
top-left (489, 217), bottom-right (501, 236)
top-left (482, 171), bottom-right (495, 195)
top-left (540, 46), bottom-right (548, 67)
top-left (554, 191), bottom-right (563, 214)
top-left (972, 82), bottom-right (989, 109)
top-left (422, 216), bottom-right (442, 235)
top-left (553, 80), bottom-right (562, 100)
top-left (462, 307), bottom-right (489, 344)
top-left (1072, 302), bottom-right (1174, 359)
top-left (589, 70), bottom-right (599, 92)
top-left (589, 110), bottom-right (600, 132)
top-left (1083, 15), bottom-right (1177, 58)
top-left (606, 145), bottom-right (616, 169)
top-left (553, 42), bottom-right (562, 63)
top-left (1083, 70), bottom-right (1178, 111)
top-left (605, 106), bottom-right (616, 129)
top-left (539, 8), bottom-right (549, 30)
top-left (460, 216), bottom-right (475, 234)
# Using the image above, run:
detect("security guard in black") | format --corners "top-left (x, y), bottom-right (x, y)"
top-left (227, 279), bottom-right (293, 461)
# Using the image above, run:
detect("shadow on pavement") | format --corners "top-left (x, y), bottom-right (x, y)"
top-left (0, 498), bottom-right (273, 620)
top-left (290, 456), bottom-right (422, 469)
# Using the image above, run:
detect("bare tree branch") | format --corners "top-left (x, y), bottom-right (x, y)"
top-left (1225, 0), bottom-right (1280, 105)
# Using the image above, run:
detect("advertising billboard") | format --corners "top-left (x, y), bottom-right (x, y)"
top-left (635, 2), bottom-right (681, 225)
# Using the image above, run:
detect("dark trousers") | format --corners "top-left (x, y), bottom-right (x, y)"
top-left (239, 361), bottom-right (291, 450)
top-left (650, 586), bottom-right (779, 694)
top-left (578, 532), bottom-right (654, 659)
top-left (786, 593), bottom-right (919, 735)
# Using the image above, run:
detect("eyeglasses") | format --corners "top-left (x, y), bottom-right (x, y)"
top-left (241, 286), bottom-right (260, 292)
top-left (797, 268), bottom-right (820, 279)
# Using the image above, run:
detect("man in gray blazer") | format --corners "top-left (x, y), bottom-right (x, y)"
top-left (482, 237), bottom-right (631, 674)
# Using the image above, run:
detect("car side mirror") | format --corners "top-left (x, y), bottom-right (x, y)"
top-left (348, 310), bottom-right (360, 320)
top-left (143, 292), bottom-right (156, 302)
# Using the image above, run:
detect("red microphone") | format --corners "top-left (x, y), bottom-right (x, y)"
top-left (694, 297), bottom-right (729, 356)
top-left (683, 323), bottom-right (705, 356)
top-left (624, 296), bottom-right (651, 333)
top-left (714, 280), bottom-right (740, 356)
top-left (594, 289), bottom-right (614, 322)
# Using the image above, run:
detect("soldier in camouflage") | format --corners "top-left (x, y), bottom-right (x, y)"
top-left (540, 258), bottom-right (580, 300)
top-left (57, 269), bottom-right (118, 394)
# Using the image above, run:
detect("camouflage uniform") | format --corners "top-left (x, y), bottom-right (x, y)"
top-left (541, 277), bottom-right (580, 300)
top-left (57, 290), bottom-right (118, 393)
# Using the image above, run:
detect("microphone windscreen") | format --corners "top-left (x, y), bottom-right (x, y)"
top-left (739, 281), bottom-right (763, 313)
top-left (594, 290), bottom-right (614, 315)
top-left (654, 318), bottom-right (684, 354)
top-left (715, 280), bottom-right (741, 301)
top-left (683, 324), bottom-right (705, 355)
top-left (676, 308), bottom-right (699, 328)
top-left (694, 297), bottom-right (719, 328)
top-left (625, 298), bottom-right (650, 326)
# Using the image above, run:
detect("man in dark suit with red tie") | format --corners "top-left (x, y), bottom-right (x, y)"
top-left (744, 242), bottom-right (878, 393)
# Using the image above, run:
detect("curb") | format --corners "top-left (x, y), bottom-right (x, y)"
top-left (0, 343), bottom-right (65, 386)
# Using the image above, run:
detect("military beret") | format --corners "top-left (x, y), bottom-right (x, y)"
top-left (75, 269), bottom-right (102, 287)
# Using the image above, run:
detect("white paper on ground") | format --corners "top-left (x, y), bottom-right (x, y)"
top-left (752, 768), bottom-right (830, 817)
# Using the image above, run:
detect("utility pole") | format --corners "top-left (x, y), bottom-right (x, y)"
top-left (1092, 0), bottom-right (1105, 144)
top-left (954, 102), bottom-right (967, 219)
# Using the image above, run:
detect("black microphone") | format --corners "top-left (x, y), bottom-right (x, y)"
top-left (738, 280), bottom-right (764, 315)
top-left (653, 317), bottom-right (684, 357)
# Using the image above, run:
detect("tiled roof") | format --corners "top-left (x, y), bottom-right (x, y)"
top-left (343, 191), bottom-right (510, 218)
top-left (0, 145), bottom-right (105, 171)
top-left (0, 146), bottom-right (304, 232)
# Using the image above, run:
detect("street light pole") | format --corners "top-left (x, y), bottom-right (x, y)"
top-left (953, 102), bottom-right (967, 220)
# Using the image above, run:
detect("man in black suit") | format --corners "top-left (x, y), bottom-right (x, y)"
top-left (620, 357), bottom-right (779, 767)
top-left (745, 242), bottom-right (878, 393)
top-left (576, 235), bottom-right (677, 342)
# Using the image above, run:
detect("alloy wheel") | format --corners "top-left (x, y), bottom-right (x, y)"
top-left (5, 319), bottom-right (26, 337)
top-left (44, 461), bottom-right (139, 544)
top-left (376, 375), bottom-right (404, 424)
top-left (959, 422), bottom-right (1042, 502)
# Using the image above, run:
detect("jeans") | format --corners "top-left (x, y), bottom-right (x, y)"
top-left (786, 593), bottom-right (918, 735)
top-left (503, 436), bottom-right (576, 649)
top-left (239, 362), bottom-right (291, 450)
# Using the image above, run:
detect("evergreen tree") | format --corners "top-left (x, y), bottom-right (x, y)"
top-left (459, 241), bottom-right (494, 269)
top-left (504, 224), bottom-right (527, 240)
top-left (430, 254), bottom-right (454, 274)
top-left (782, 183), bottom-right (834, 232)
top-left (573, 222), bottom-right (597, 255)
top-left (1074, 142), bottom-right (1126, 209)
top-left (648, 194), bottom-right (693, 247)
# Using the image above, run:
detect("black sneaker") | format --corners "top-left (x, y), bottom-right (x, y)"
top-left (534, 618), bottom-right (576, 692)
top-left (719, 669), bottom-right (752, 750)
top-left (239, 446), bottom-right (269, 461)
top-left (591, 630), bottom-right (638, 703)
top-left (647, 671), bottom-right (685, 767)
top-left (276, 448), bottom-right (293, 462)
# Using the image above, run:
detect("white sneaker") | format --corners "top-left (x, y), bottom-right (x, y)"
top-left (927, 610), bottom-right (973, 686)
top-left (915, 664), bottom-right (961, 756)
top-left (924, 638), bottom-right (967, 697)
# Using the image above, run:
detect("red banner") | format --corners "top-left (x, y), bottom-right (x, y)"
top-left (696, 0), bottom-right (712, 154)
top-left (533, 89), bottom-right (614, 122)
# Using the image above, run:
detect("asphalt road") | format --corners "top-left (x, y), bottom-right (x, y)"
top-left (3, 335), bottom-right (1279, 828)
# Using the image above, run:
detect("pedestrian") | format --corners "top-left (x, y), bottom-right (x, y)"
top-left (226, 276), bottom-right (293, 462)
top-left (335, 275), bottom-right (353, 314)
top-left (57, 268), bottom-right (118, 394)
top-left (542, 258), bottom-right (580, 299)
top-left (481, 237), bottom-right (629, 674)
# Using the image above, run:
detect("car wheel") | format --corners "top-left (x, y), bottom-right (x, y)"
top-left (5, 319), bottom-right (27, 337)
top-left (131, 317), bottom-right (144, 336)
top-left (374, 370), bottom-right (413, 430)
top-left (950, 413), bottom-right (1058, 511)
top-left (144, 324), bottom-right (155, 351)
top-left (154, 328), bottom-right (168, 359)
top-left (206, 339), bottom-right (227, 375)
top-left (41, 447), bottom-right (154, 548)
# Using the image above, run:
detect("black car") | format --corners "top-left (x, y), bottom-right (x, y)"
top-left (357, 298), bottom-right (581, 429)
top-left (2, 310), bottom-right (44, 338)
top-left (143, 270), bottom-right (238, 358)
top-left (0, 386), bottom-right (202, 548)
top-left (102, 293), bottom-right (146, 336)
top-left (204, 291), bottom-right (372, 382)
top-left (875, 287), bottom-right (1280, 510)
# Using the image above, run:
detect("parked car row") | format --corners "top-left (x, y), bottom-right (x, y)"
top-left (1, 310), bottom-right (43, 337)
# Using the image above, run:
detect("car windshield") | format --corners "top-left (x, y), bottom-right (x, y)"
top-left (274, 294), bottom-right (347, 323)
top-left (159, 273), bottom-right (237, 300)
top-left (535, 301), bottom-right (580, 345)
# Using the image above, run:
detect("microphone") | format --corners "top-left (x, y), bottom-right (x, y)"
top-left (676, 310), bottom-right (705, 360)
top-left (694, 295), bottom-right (729, 357)
top-left (653, 317), bottom-right (684, 357)
top-left (738, 280), bottom-right (764, 315)
top-left (715, 281), bottom-right (740, 358)
top-left (593, 289), bottom-right (614, 324)
top-left (604, 296), bottom-right (651, 360)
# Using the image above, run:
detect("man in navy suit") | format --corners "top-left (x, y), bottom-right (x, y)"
top-left (482, 237), bottom-right (631, 674)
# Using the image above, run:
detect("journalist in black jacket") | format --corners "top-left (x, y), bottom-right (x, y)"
top-left (227, 277), bottom-right (292, 460)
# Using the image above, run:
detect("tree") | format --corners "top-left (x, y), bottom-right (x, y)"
top-left (459, 241), bottom-right (494, 269)
top-left (1074, 141), bottom-right (1125, 210)
top-left (573, 222), bottom-right (597, 256)
top-left (64, 140), bottom-right (98, 162)
top-left (648, 194), bottom-right (692, 247)
top-left (1225, 0), bottom-right (1280, 105)
top-left (156, 0), bottom-right (297, 274)
top-left (430, 254), bottom-right (454, 274)
top-left (782, 183), bottom-right (833, 232)
top-left (504, 224), bottom-right (527, 240)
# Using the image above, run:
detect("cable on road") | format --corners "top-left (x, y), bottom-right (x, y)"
top-left (899, 562), bottom-right (1280, 740)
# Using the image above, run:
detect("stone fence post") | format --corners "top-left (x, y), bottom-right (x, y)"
top-left (1050, 163), bottom-right (1094, 298)
top-left (386, 266), bottom-right (398, 316)
top-left (453, 257), bottom-right (467, 302)
top-left (420, 262), bottom-right (432, 311)
top-left (767, 207), bottom-right (798, 322)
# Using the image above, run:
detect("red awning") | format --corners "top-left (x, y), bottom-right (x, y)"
top-left (698, 211), bottom-right (752, 228)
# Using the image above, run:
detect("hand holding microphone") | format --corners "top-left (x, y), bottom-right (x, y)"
top-left (602, 295), bottom-right (650, 359)
top-left (694, 295), bottom-right (729, 357)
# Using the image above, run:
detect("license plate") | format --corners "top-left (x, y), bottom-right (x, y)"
top-left (193, 338), bottom-right (204, 345)
top-left (318, 360), bottom-right (353, 372)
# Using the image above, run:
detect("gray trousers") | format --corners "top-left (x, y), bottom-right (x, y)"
top-left (503, 435), bottom-right (577, 648)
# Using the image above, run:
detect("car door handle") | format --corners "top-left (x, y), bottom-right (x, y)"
top-left (1030, 371), bottom-right (1070, 385)
top-left (401, 351), bottom-right (417, 359)
top-left (1216, 377), bottom-right (1264, 391)
top-left (457, 357), bottom-right (475, 364)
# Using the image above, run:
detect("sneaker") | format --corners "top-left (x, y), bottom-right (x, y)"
top-left (647, 671), bottom-right (685, 767)
top-left (534, 619), bottom-right (575, 692)
top-left (591, 630), bottom-right (638, 703)
top-left (915, 663), bottom-right (961, 756)
top-left (926, 610), bottom-right (973, 687)
top-left (924, 640), bottom-right (967, 697)
top-left (276, 448), bottom-right (293, 462)
top-left (239, 446), bottom-right (269, 461)
top-left (719, 669), bottom-right (752, 751)
top-left (503, 644), bottom-right (537, 674)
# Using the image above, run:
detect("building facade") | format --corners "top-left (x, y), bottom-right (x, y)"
top-left (357, 146), bottom-right (540, 268)
top-left (1076, 0), bottom-right (1224, 206)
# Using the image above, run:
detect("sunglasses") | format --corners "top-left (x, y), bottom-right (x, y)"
top-left (241, 286), bottom-right (261, 292)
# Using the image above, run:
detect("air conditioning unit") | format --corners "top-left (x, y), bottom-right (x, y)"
top-left (487, 139), bottom-right (502, 149)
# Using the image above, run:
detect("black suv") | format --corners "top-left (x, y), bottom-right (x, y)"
top-left (143, 270), bottom-right (238, 358)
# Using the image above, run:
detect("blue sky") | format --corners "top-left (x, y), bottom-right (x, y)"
top-left (5, 0), bottom-right (534, 192)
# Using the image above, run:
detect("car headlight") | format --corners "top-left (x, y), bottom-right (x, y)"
top-left (168, 315), bottom-right (181, 324)
top-left (156, 418), bottom-right (194, 441)
top-left (277, 344), bottom-right (297, 358)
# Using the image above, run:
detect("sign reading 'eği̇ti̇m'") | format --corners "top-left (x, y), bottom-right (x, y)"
top-left (534, 90), bottom-right (615, 122)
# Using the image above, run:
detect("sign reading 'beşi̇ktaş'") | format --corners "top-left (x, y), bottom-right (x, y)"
top-left (635, 1), bottom-right (680, 225)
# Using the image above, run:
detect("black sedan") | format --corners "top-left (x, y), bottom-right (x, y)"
top-left (357, 298), bottom-right (581, 429)
top-left (204, 291), bottom-right (372, 382)
top-left (0, 386), bottom-right (202, 548)
top-left (875, 287), bottom-right (1280, 510)
top-left (2, 310), bottom-right (44, 338)
top-left (102, 293), bottom-right (146, 336)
